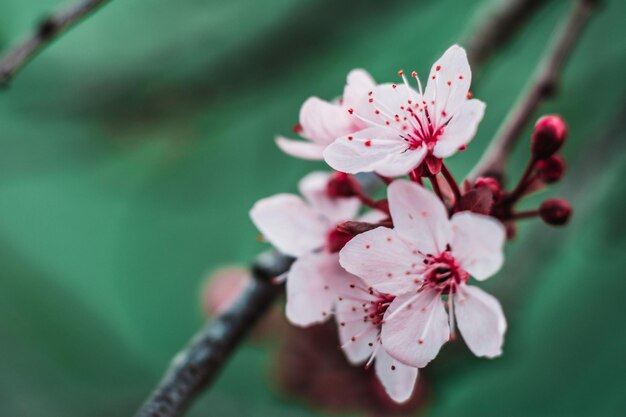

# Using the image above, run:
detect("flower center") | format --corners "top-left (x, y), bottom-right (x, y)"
top-left (423, 250), bottom-right (468, 294)
top-left (365, 293), bottom-right (395, 327)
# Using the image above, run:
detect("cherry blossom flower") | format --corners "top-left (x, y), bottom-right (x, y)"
top-left (276, 69), bottom-right (376, 160)
top-left (339, 180), bottom-right (506, 368)
top-left (324, 45), bottom-right (485, 176)
top-left (330, 272), bottom-right (418, 403)
top-left (250, 171), bottom-right (362, 326)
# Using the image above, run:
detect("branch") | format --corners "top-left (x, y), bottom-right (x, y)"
top-left (134, 251), bottom-right (292, 417)
top-left (0, 0), bottom-right (111, 87)
top-left (468, 0), bottom-right (597, 182)
top-left (464, 0), bottom-right (551, 69)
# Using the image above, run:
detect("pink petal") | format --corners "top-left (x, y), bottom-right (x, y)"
top-left (381, 289), bottom-right (450, 368)
top-left (275, 136), bottom-right (325, 160)
top-left (323, 127), bottom-right (406, 175)
top-left (298, 171), bottom-right (360, 224)
top-left (300, 97), bottom-right (354, 145)
top-left (450, 211), bottom-right (505, 280)
top-left (373, 146), bottom-right (428, 177)
top-left (333, 278), bottom-right (379, 364)
top-left (286, 252), bottom-right (342, 326)
top-left (374, 348), bottom-right (419, 404)
top-left (343, 69), bottom-right (377, 121)
top-left (433, 99), bottom-right (485, 158)
top-left (250, 194), bottom-right (327, 257)
top-left (339, 227), bottom-right (420, 295)
top-left (388, 180), bottom-right (452, 255)
top-left (423, 45), bottom-right (472, 121)
top-left (454, 285), bottom-right (507, 358)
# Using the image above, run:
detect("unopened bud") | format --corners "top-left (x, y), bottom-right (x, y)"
top-left (531, 115), bottom-right (567, 160)
top-left (326, 228), bottom-right (353, 253)
top-left (474, 176), bottom-right (503, 199)
top-left (539, 198), bottom-right (571, 226)
top-left (538, 154), bottom-right (566, 183)
top-left (327, 172), bottom-right (360, 198)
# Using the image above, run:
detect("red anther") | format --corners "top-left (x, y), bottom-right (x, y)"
top-left (435, 65), bottom-right (441, 71)
top-left (327, 172), bottom-right (360, 198)
top-left (368, 98), bottom-right (374, 103)
top-left (458, 144), bottom-right (467, 151)
top-left (411, 70), bottom-right (417, 78)
top-left (326, 228), bottom-right (353, 253)
top-left (392, 84), bottom-right (397, 89)
top-left (531, 115), bottom-right (567, 160)
top-left (348, 108), bottom-right (354, 114)
top-left (505, 222), bottom-right (517, 240)
top-left (537, 154), bottom-right (566, 183)
top-left (292, 123), bottom-right (303, 134)
top-left (466, 91), bottom-right (473, 99)
top-left (474, 176), bottom-right (503, 199)
top-left (539, 198), bottom-right (572, 226)
top-left (398, 69), bottom-right (404, 77)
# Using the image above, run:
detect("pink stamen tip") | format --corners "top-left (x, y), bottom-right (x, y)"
top-left (398, 69), bottom-right (404, 76)
top-left (447, 81), bottom-right (452, 86)
top-left (392, 84), bottom-right (397, 89)
top-left (459, 75), bottom-right (464, 80)
top-left (348, 108), bottom-right (354, 114)
top-left (368, 98), bottom-right (374, 103)
top-left (411, 71), bottom-right (417, 78)
top-left (435, 65), bottom-right (441, 71)
top-left (364, 140), bottom-right (372, 147)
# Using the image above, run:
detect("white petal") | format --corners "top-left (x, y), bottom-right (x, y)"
top-left (343, 69), bottom-right (377, 120)
top-left (326, 271), bottom-right (380, 364)
top-left (388, 180), bottom-right (452, 255)
top-left (381, 289), bottom-right (450, 368)
top-left (423, 45), bottom-right (472, 120)
top-left (454, 285), bottom-right (507, 358)
top-left (339, 227), bottom-right (421, 295)
top-left (298, 171), bottom-right (360, 224)
top-left (373, 146), bottom-right (428, 177)
top-left (250, 194), bottom-right (326, 257)
top-left (323, 127), bottom-right (406, 175)
top-left (450, 211), bottom-right (505, 280)
top-left (375, 348), bottom-right (418, 404)
top-left (275, 136), bottom-right (325, 160)
top-left (285, 252), bottom-right (342, 326)
top-left (433, 99), bottom-right (485, 158)
top-left (300, 97), bottom-right (355, 145)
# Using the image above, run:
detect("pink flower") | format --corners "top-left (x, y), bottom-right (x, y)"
top-left (330, 272), bottom-right (419, 403)
top-left (339, 180), bottom-right (506, 368)
top-left (276, 70), bottom-right (376, 160)
top-left (250, 171), bottom-right (362, 326)
top-left (324, 45), bottom-right (485, 176)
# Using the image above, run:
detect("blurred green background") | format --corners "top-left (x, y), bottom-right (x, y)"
top-left (0, 0), bottom-right (624, 415)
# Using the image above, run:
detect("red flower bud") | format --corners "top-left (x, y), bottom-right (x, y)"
top-left (326, 228), bottom-right (353, 253)
top-left (327, 172), bottom-right (360, 198)
top-left (539, 198), bottom-right (572, 226)
top-left (537, 154), bottom-right (566, 184)
top-left (474, 176), bottom-right (503, 199)
top-left (531, 115), bottom-right (567, 160)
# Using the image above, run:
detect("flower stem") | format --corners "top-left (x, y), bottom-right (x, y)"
top-left (441, 164), bottom-right (462, 204)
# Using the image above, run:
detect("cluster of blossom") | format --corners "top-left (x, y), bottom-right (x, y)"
top-left (250, 45), bottom-right (571, 403)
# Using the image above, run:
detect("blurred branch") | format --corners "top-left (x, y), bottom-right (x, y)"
top-left (134, 252), bottom-right (291, 417)
top-left (0, 0), bottom-right (111, 88)
top-left (464, 0), bottom-right (551, 69)
top-left (468, 0), bottom-right (597, 182)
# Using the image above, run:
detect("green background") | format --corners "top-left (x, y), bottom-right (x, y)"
top-left (0, 0), bottom-right (624, 415)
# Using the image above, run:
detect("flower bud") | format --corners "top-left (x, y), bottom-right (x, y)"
top-left (327, 172), bottom-right (360, 198)
top-left (539, 198), bottom-right (571, 226)
top-left (531, 115), bottom-right (567, 160)
top-left (537, 154), bottom-right (566, 184)
top-left (474, 176), bottom-right (503, 199)
top-left (326, 228), bottom-right (353, 253)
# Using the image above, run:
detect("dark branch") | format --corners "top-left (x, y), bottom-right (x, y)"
top-left (0, 0), bottom-right (111, 88)
top-left (464, 0), bottom-right (551, 69)
top-left (134, 251), bottom-right (292, 417)
top-left (468, 0), bottom-right (597, 182)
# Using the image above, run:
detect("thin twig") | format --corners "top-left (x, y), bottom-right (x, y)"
top-left (134, 251), bottom-right (291, 417)
top-left (468, 0), bottom-right (597, 182)
top-left (464, 0), bottom-right (552, 69)
top-left (133, 1), bottom-right (583, 416)
top-left (0, 0), bottom-right (111, 87)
